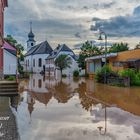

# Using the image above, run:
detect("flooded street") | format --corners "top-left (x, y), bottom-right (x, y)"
top-left (2, 74), bottom-right (140, 140)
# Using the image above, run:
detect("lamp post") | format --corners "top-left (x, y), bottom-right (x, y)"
top-left (98, 31), bottom-right (107, 83)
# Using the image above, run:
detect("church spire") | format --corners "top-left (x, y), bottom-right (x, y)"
top-left (27, 21), bottom-right (36, 51)
top-left (30, 21), bottom-right (32, 32)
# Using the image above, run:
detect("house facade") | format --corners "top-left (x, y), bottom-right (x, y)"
top-left (3, 41), bottom-right (17, 75)
top-left (109, 49), bottom-right (140, 72)
top-left (86, 49), bottom-right (140, 76)
top-left (0, 0), bottom-right (8, 77)
top-left (24, 28), bottom-right (53, 73)
top-left (45, 44), bottom-right (79, 78)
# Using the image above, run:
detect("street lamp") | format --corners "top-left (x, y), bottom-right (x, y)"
top-left (98, 31), bottom-right (107, 83)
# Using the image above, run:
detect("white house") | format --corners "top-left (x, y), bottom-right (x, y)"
top-left (3, 41), bottom-right (17, 75)
top-left (45, 44), bottom-right (79, 78)
top-left (24, 27), bottom-right (53, 73)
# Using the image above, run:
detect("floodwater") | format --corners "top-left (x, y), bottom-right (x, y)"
top-left (3, 74), bottom-right (140, 140)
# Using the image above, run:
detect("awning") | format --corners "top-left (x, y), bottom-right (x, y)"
top-left (85, 53), bottom-right (117, 61)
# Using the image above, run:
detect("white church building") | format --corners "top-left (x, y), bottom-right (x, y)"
top-left (24, 25), bottom-right (53, 73)
top-left (45, 44), bottom-right (79, 77)
top-left (24, 24), bottom-right (79, 77)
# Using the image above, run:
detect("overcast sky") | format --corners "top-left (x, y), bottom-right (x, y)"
top-left (4, 0), bottom-right (140, 49)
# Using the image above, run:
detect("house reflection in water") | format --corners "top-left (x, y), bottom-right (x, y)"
top-left (27, 74), bottom-right (84, 105)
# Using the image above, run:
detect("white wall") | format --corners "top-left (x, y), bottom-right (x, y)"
top-left (61, 56), bottom-right (79, 77)
top-left (24, 55), bottom-right (32, 72)
top-left (45, 52), bottom-right (79, 77)
top-left (3, 49), bottom-right (17, 75)
top-left (28, 74), bottom-right (48, 93)
top-left (25, 54), bottom-right (49, 73)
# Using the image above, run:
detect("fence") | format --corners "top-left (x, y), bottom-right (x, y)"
top-left (107, 76), bottom-right (130, 87)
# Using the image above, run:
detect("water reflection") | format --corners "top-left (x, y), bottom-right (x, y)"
top-left (19, 74), bottom-right (140, 117)
top-left (16, 74), bottom-right (140, 140)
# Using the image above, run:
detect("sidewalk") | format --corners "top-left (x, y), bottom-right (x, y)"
top-left (0, 97), bottom-right (19, 140)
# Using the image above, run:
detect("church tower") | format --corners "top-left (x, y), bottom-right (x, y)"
top-left (27, 22), bottom-right (36, 51)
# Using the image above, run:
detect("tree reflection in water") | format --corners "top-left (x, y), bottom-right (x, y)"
top-left (10, 95), bottom-right (20, 111)
top-left (51, 81), bottom-right (74, 103)
top-left (77, 82), bottom-right (96, 111)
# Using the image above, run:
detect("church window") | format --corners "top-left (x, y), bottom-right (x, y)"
top-left (38, 79), bottom-right (42, 88)
top-left (28, 60), bottom-right (29, 66)
top-left (38, 58), bottom-right (42, 67)
top-left (31, 42), bottom-right (34, 46)
top-left (33, 79), bottom-right (35, 87)
top-left (33, 59), bottom-right (35, 67)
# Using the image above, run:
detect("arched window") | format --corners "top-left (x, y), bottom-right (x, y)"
top-left (38, 79), bottom-right (42, 88)
top-left (31, 42), bottom-right (34, 46)
top-left (38, 58), bottom-right (42, 67)
top-left (33, 59), bottom-right (35, 67)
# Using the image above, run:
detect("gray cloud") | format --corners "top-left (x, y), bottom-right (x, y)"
top-left (91, 5), bottom-right (140, 37)
top-left (4, 0), bottom-right (140, 48)
top-left (74, 32), bottom-right (81, 38)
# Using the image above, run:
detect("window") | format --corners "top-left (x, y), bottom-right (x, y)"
top-left (31, 43), bottom-right (34, 46)
top-left (33, 59), bottom-right (35, 67)
top-left (33, 79), bottom-right (35, 87)
top-left (113, 61), bottom-right (124, 67)
top-left (38, 58), bottom-right (42, 67)
top-left (89, 63), bottom-right (95, 73)
top-left (38, 79), bottom-right (42, 88)
top-left (28, 60), bottom-right (29, 66)
top-left (26, 60), bottom-right (28, 67)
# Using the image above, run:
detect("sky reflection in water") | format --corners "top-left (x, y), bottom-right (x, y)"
top-left (14, 74), bottom-right (140, 140)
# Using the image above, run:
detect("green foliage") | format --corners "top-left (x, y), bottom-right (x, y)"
top-left (95, 65), bottom-right (112, 83)
top-left (6, 76), bottom-right (16, 81)
top-left (62, 74), bottom-right (67, 78)
top-left (109, 42), bottom-right (129, 53)
top-left (78, 41), bottom-right (103, 69)
top-left (18, 64), bottom-right (24, 74)
top-left (119, 69), bottom-right (140, 86)
top-left (133, 71), bottom-right (140, 86)
top-left (78, 54), bottom-right (87, 69)
top-left (100, 65), bottom-right (112, 73)
top-left (73, 70), bottom-right (79, 77)
top-left (119, 69), bottom-right (135, 85)
top-left (55, 54), bottom-right (72, 77)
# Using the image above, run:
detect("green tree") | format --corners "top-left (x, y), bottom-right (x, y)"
top-left (78, 41), bottom-right (103, 69)
top-left (55, 54), bottom-right (72, 77)
top-left (109, 42), bottom-right (129, 53)
top-left (4, 35), bottom-right (24, 61)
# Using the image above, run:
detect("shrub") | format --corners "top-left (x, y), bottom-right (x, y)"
top-left (119, 69), bottom-right (136, 85)
top-left (95, 65), bottom-right (112, 83)
top-left (134, 71), bottom-right (140, 86)
top-left (73, 70), bottom-right (79, 77)
top-left (6, 76), bottom-right (16, 81)
top-left (119, 69), bottom-right (140, 86)
top-left (62, 74), bottom-right (67, 78)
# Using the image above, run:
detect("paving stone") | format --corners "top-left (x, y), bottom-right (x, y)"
top-left (0, 108), bottom-right (19, 140)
